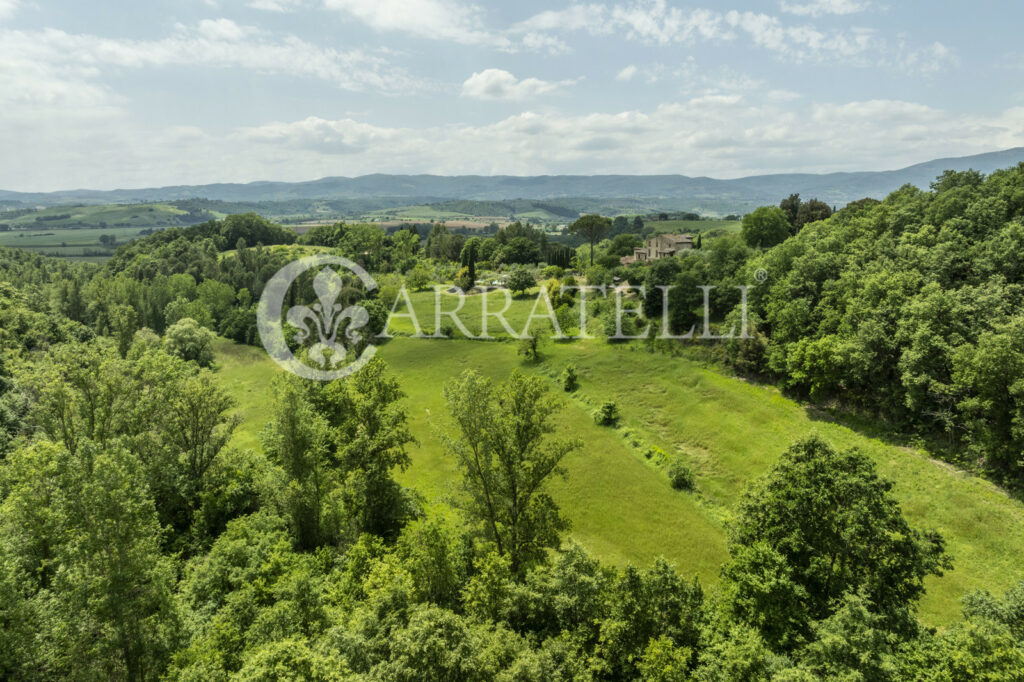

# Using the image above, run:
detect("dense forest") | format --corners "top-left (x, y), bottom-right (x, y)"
top-left (2, 167), bottom-right (1024, 679)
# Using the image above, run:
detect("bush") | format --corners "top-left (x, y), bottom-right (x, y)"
top-left (645, 445), bottom-right (667, 463)
top-left (603, 312), bottom-right (640, 343)
top-left (594, 400), bottom-right (619, 426)
top-left (518, 332), bottom-right (541, 362)
top-left (668, 457), bottom-right (696, 491)
top-left (506, 266), bottom-right (535, 297)
top-left (453, 266), bottom-right (473, 292)
top-left (562, 364), bottom-right (579, 392)
top-left (585, 265), bottom-right (611, 286)
top-left (541, 265), bottom-right (564, 279)
top-left (405, 264), bottom-right (434, 288)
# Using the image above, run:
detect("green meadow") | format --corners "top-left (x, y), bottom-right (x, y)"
top-left (214, 334), bottom-right (1024, 626)
top-left (384, 288), bottom-right (566, 338)
top-left (0, 225), bottom-right (158, 260)
top-left (0, 202), bottom-right (200, 229)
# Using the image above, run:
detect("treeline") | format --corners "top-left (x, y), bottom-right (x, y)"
top-left (302, 220), bottom-right (576, 275)
top-left (722, 165), bottom-right (1024, 487)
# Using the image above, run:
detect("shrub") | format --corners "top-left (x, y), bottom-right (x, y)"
top-left (668, 457), bottom-right (696, 491)
top-left (594, 400), bottom-right (619, 426)
top-left (518, 332), bottom-right (541, 362)
top-left (453, 266), bottom-right (473, 292)
top-left (562, 364), bottom-right (579, 392)
top-left (644, 445), bottom-right (666, 463)
top-left (541, 265), bottom-right (564, 279)
top-left (604, 312), bottom-right (640, 343)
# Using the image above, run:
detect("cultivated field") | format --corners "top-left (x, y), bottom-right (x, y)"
top-left (0, 224), bottom-right (158, 260)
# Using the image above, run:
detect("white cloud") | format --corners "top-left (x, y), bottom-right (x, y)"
top-left (893, 41), bottom-right (959, 75)
top-left (248, 0), bottom-right (305, 11)
top-left (460, 68), bottom-right (575, 101)
top-left (0, 0), bottom-right (19, 22)
top-left (723, 11), bottom-right (875, 62)
top-left (519, 31), bottom-right (571, 55)
top-left (515, 1), bottom-right (954, 74)
top-left (616, 64), bottom-right (638, 81)
top-left (323, 0), bottom-right (508, 48)
top-left (515, 1), bottom-right (732, 45)
top-left (219, 98), bottom-right (1024, 182)
top-left (779, 0), bottom-right (871, 17)
top-left (242, 116), bottom-right (398, 153)
top-left (0, 20), bottom-right (420, 97)
top-left (5, 94), bottom-right (1024, 191)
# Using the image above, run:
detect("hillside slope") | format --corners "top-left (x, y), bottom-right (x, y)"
top-left (215, 336), bottom-right (1024, 626)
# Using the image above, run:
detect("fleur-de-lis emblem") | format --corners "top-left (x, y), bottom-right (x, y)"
top-left (258, 254), bottom-right (378, 381)
top-left (286, 267), bottom-right (369, 368)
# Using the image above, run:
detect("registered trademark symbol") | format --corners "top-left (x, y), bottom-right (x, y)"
top-left (755, 268), bottom-right (769, 283)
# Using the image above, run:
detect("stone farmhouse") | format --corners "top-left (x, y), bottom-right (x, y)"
top-left (620, 233), bottom-right (694, 266)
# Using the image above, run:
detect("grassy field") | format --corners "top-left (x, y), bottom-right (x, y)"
top-left (0, 225), bottom-right (159, 259)
top-left (0, 202), bottom-right (201, 229)
top-left (361, 204), bottom-right (569, 224)
top-left (384, 288), bottom-right (564, 338)
top-left (362, 205), bottom-right (503, 222)
top-left (214, 334), bottom-right (1024, 626)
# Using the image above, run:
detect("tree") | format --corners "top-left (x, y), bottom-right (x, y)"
top-left (569, 214), bottom-right (612, 266)
top-left (1, 442), bottom-right (180, 680)
top-left (643, 258), bottom-right (683, 318)
top-left (460, 237), bottom-right (482, 286)
top-left (197, 279), bottom-right (236, 325)
top-left (722, 436), bottom-right (950, 648)
top-left (607, 233), bottom-right (642, 257)
top-left (611, 215), bottom-right (629, 236)
top-left (501, 237), bottom-right (541, 265)
top-left (425, 223), bottom-right (464, 261)
top-left (741, 206), bottom-right (790, 248)
top-left (108, 303), bottom-right (138, 358)
top-left (795, 199), bottom-right (832, 231)
top-left (405, 265), bottom-right (432, 291)
top-left (164, 297), bottom-right (214, 329)
top-left (506, 266), bottom-right (535, 297)
top-left (517, 332), bottom-right (541, 362)
top-left (453, 266), bottom-right (473, 292)
top-left (442, 370), bottom-right (581, 573)
top-left (260, 376), bottom-right (338, 550)
top-left (261, 357), bottom-right (415, 548)
top-left (162, 371), bottom-right (240, 527)
top-left (780, 193), bottom-right (801, 229)
top-left (313, 355), bottom-right (416, 540)
top-left (163, 317), bottom-right (215, 367)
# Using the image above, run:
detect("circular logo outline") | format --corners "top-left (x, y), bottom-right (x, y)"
top-left (257, 254), bottom-right (378, 381)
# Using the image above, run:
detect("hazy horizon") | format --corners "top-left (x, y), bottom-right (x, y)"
top-left (3, 0), bottom-right (1023, 191)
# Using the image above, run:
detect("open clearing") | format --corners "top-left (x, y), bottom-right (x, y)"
top-left (215, 334), bottom-right (1024, 626)
top-left (0, 225), bottom-right (158, 260)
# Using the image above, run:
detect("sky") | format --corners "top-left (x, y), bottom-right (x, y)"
top-left (3, 0), bottom-right (1024, 191)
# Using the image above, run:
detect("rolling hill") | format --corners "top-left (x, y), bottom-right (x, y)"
top-left (3, 148), bottom-right (1022, 215)
top-left (214, 328), bottom-right (1024, 627)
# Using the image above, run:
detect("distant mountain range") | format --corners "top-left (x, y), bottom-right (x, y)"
top-left (3, 148), bottom-right (1023, 215)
